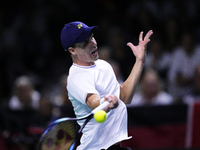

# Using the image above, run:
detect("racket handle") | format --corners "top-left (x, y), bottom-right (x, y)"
top-left (91, 101), bottom-right (109, 114)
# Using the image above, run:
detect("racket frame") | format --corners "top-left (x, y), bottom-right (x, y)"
top-left (38, 101), bottom-right (109, 150)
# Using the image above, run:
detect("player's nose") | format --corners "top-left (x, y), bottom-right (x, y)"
top-left (91, 37), bottom-right (97, 45)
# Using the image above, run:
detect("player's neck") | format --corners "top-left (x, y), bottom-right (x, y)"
top-left (73, 60), bottom-right (95, 66)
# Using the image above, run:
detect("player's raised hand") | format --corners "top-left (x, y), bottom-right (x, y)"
top-left (127, 30), bottom-right (153, 62)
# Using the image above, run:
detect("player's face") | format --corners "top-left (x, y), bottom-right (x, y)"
top-left (74, 33), bottom-right (99, 66)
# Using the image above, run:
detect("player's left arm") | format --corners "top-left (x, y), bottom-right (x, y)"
top-left (120, 30), bottom-right (153, 104)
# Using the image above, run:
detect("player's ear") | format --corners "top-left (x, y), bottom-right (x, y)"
top-left (68, 47), bottom-right (76, 55)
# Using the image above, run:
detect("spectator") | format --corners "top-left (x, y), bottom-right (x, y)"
top-left (51, 74), bottom-right (75, 121)
top-left (2, 76), bottom-right (42, 150)
top-left (127, 69), bottom-right (174, 106)
top-left (37, 94), bottom-right (53, 128)
top-left (183, 64), bottom-right (200, 104)
top-left (168, 31), bottom-right (200, 101)
top-left (8, 76), bottom-right (40, 110)
top-left (145, 36), bottom-right (172, 90)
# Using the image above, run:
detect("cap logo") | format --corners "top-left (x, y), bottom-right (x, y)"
top-left (77, 23), bottom-right (83, 29)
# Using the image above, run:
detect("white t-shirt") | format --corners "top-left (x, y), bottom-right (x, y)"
top-left (67, 59), bottom-right (131, 150)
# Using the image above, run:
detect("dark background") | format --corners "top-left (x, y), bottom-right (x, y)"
top-left (0, 0), bottom-right (200, 149)
top-left (1, 0), bottom-right (200, 101)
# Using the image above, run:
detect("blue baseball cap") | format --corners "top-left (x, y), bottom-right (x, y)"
top-left (60, 21), bottom-right (98, 51)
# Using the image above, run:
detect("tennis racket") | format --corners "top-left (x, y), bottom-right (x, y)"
top-left (38, 101), bottom-right (109, 150)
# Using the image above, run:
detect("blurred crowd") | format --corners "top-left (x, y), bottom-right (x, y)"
top-left (1, 0), bottom-right (200, 149)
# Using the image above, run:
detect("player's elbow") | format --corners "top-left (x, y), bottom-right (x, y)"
top-left (122, 97), bottom-right (132, 104)
top-left (120, 85), bottom-right (133, 104)
top-left (125, 99), bottom-right (132, 104)
top-left (119, 93), bottom-right (132, 104)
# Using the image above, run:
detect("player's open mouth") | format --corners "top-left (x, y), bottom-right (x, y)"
top-left (91, 50), bottom-right (98, 56)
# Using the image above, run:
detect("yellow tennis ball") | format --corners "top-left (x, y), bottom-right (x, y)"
top-left (94, 110), bottom-right (107, 123)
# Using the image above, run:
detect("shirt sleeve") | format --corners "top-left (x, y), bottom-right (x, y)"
top-left (67, 70), bottom-right (99, 105)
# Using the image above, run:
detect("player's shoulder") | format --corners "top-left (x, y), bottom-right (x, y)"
top-left (68, 63), bottom-right (96, 80)
top-left (96, 59), bottom-right (110, 66)
top-left (96, 59), bottom-right (113, 71)
top-left (96, 59), bottom-right (107, 64)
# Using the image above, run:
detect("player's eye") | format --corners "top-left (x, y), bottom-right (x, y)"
top-left (82, 40), bottom-right (89, 47)
top-left (81, 33), bottom-right (94, 48)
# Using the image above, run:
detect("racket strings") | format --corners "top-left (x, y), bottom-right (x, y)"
top-left (40, 121), bottom-right (77, 150)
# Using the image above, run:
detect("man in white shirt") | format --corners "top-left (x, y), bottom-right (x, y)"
top-left (9, 76), bottom-right (40, 110)
top-left (168, 31), bottom-right (200, 100)
top-left (127, 69), bottom-right (174, 106)
top-left (60, 21), bottom-right (153, 150)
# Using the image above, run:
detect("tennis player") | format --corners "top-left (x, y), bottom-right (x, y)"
top-left (60, 21), bottom-right (153, 150)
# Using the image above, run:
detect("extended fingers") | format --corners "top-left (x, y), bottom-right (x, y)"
top-left (144, 30), bottom-right (153, 43)
top-left (139, 31), bottom-right (144, 42)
